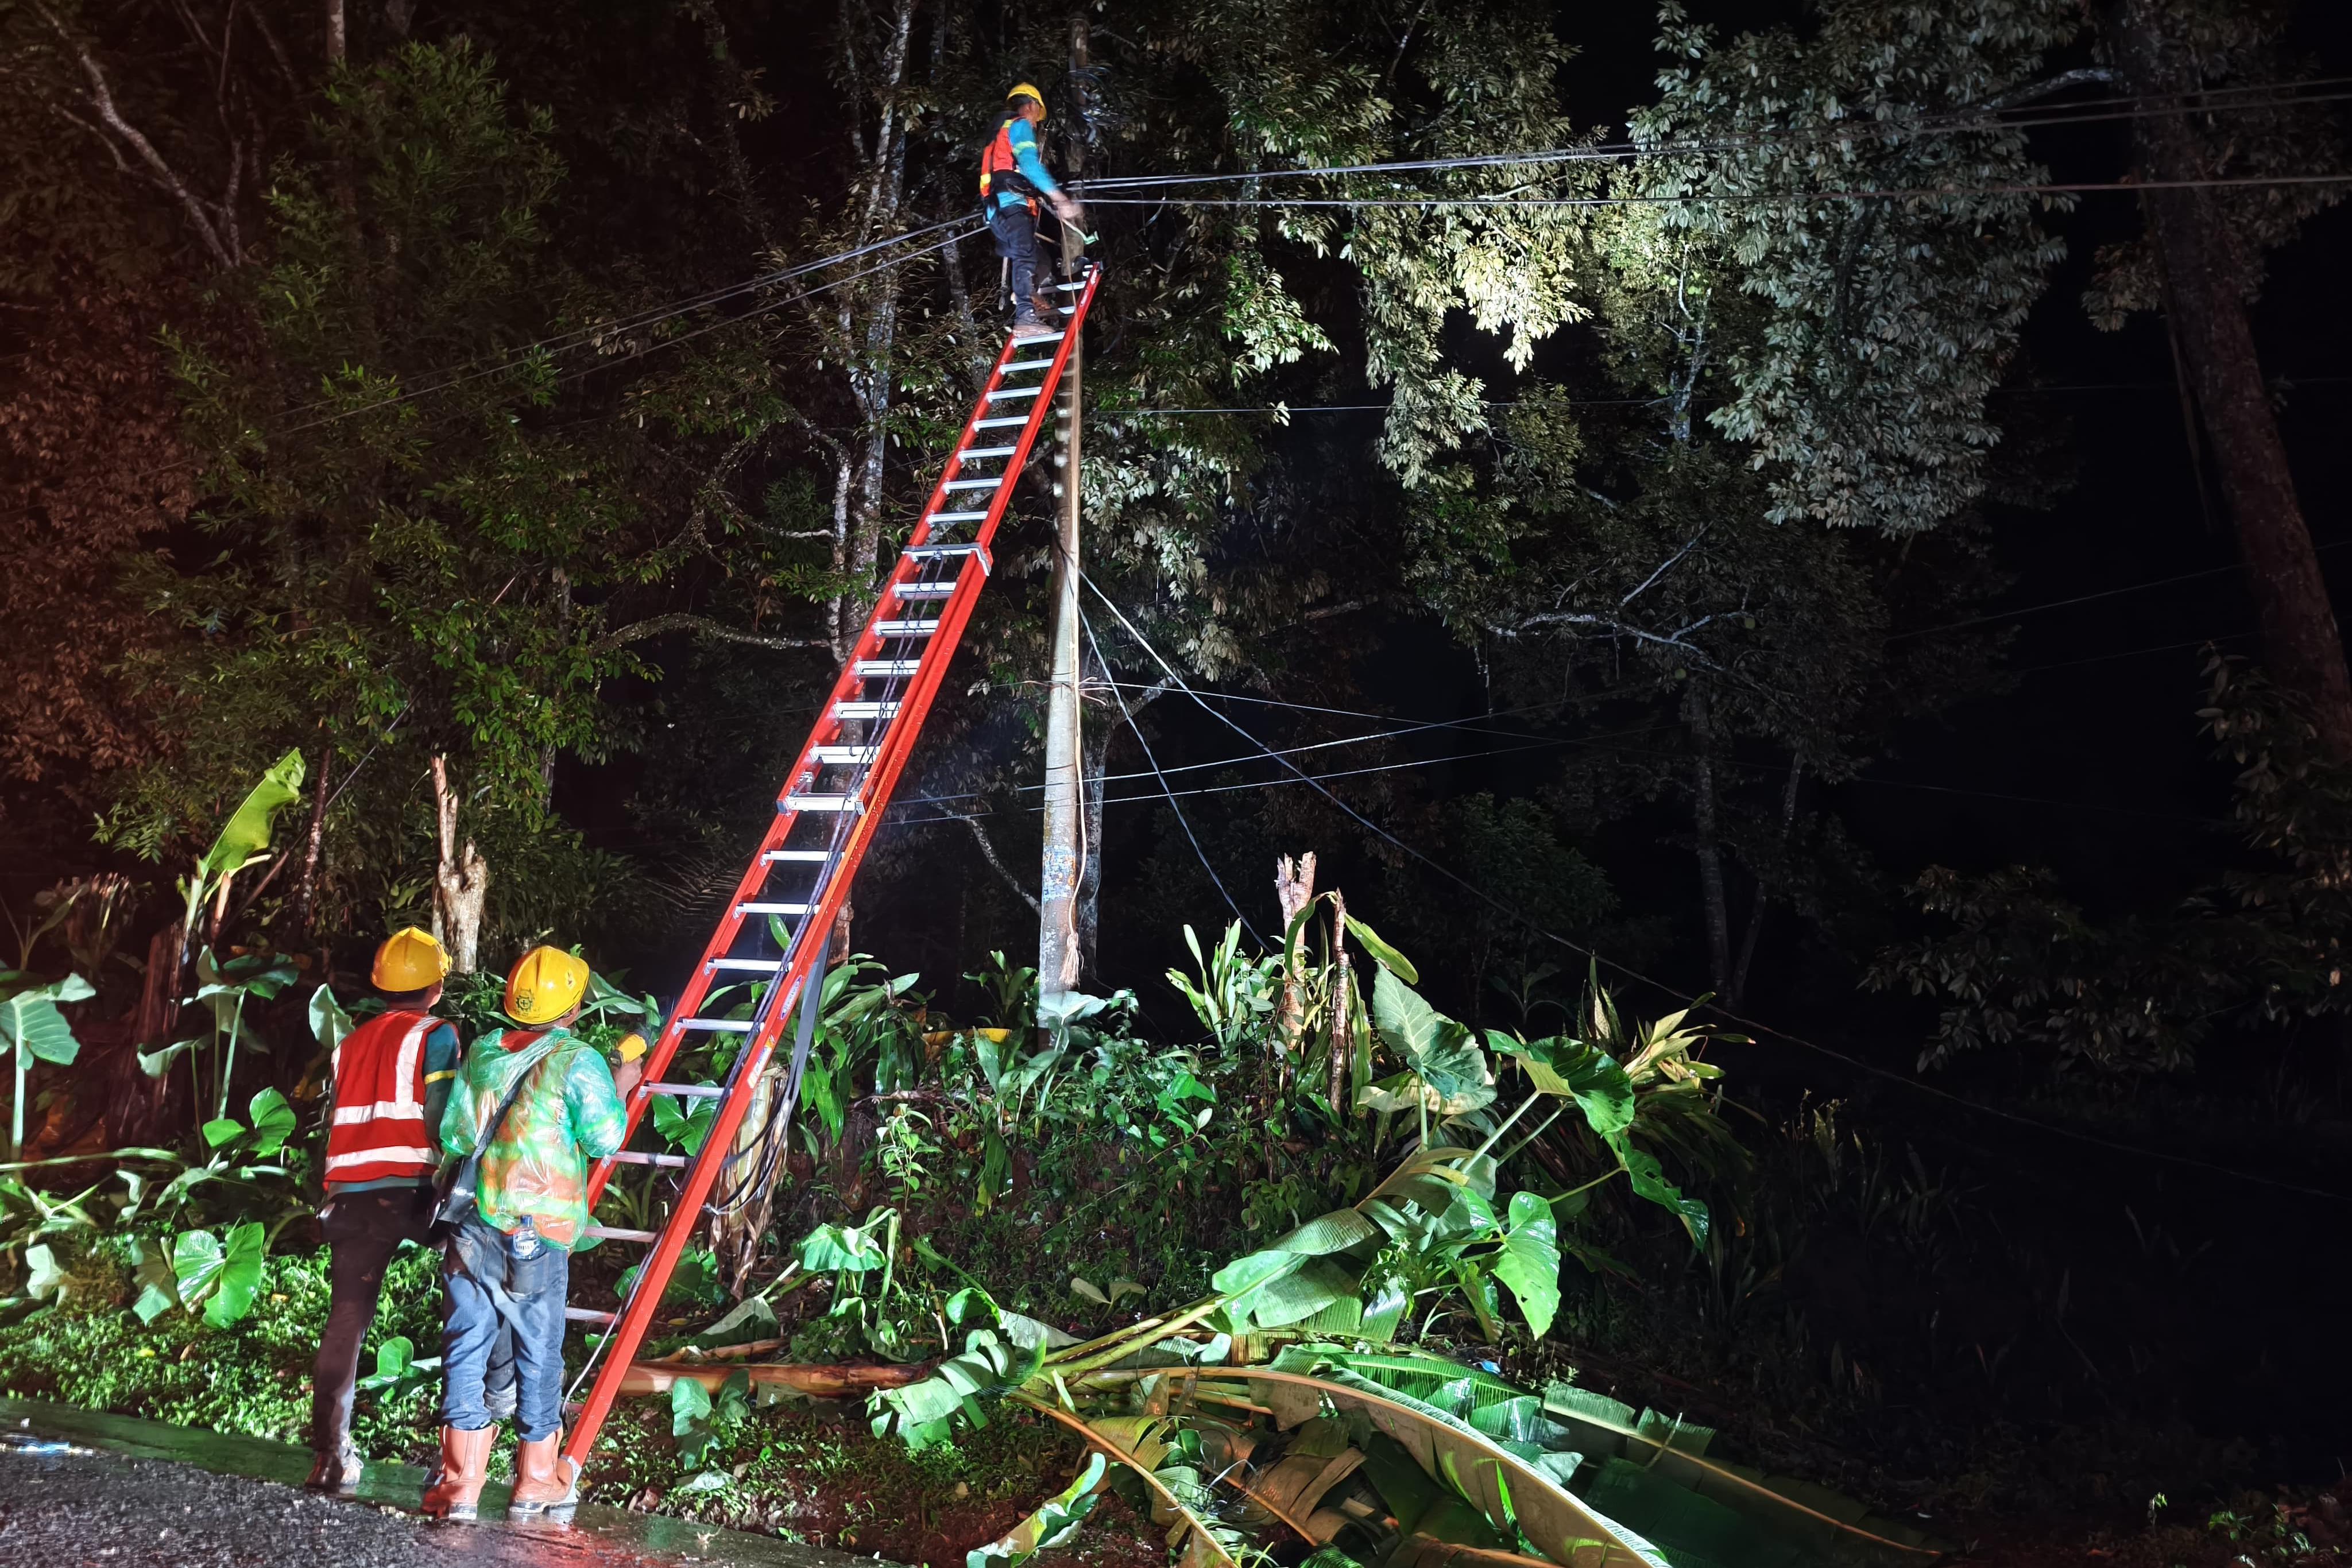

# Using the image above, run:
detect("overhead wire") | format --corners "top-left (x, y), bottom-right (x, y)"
top-left (1081, 609), bottom-right (1260, 942)
top-left (1084, 171), bottom-right (2352, 208)
top-left (1074, 572), bottom-right (2341, 1202)
top-left (1078, 76), bottom-right (2352, 192)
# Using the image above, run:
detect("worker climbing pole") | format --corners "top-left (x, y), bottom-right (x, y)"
top-left (537, 139), bottom-right (1103, 1496)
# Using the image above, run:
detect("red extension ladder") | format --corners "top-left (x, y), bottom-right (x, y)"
top-left (557, 265), bottom-right (1103, 1475)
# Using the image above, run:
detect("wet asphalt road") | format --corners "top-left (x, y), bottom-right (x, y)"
top-left (0, 1436), bottom-right (684, 1567)
top-left (0, 1400), bottom-right (878, 1568)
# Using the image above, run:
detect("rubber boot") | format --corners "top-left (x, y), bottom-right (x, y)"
top-left (304, 1438), bottom-right (363, 1494)
top-left (420, 1424), bottom-right (494, 1520)
top-left (508, 1431), bottom-right (579, 1519)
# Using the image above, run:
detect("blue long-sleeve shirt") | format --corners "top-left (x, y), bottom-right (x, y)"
top-left (990, 114), bottom-right (1061, 213)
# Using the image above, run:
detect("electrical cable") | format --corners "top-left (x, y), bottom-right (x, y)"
top-left (0, 216), bottom-right (984, 530)
top-left (1079, 77), bottom-right (2352, 192)
top-left (1085, 171), bottom-right (2352, 208)
top-left (1076, 571), bottom-right (2346, 1203)
top-left (1082, 608), bottom-right (1261, 943)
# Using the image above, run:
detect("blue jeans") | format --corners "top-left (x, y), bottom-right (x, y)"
top-left (441, 1218), bottom-right (569, 1442)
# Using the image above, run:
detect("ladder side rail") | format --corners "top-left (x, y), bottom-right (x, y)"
top-left (584, 331), bottom-right (1041, 1195)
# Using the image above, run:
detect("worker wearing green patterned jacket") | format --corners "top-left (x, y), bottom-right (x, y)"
top-left (421, 944), bottom-right (644, 1522)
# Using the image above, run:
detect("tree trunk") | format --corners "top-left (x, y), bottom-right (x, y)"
top-left (2102, 0), bottom-right (2352, 757)
top-left (1727, 754), bottom-right (1802, 1012)
top-left (1688, 694), bottom-right (1732, 991)
top-left (288, 744), bottom-right (332, 942)
top-left (1327, 889), bottom-right (1354, 1112)
top-left (1272, 853), bottom-right (1317, 1071)
top-left (430, 754), bottom-right (488, 973)
top-left (1076, 687), bottom-right (1114, 984)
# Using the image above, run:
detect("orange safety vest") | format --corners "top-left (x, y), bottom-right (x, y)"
top-left (324, 1009), bottom-right (440, 1185)
top-left (979, 113), bottom-right (1040, 214)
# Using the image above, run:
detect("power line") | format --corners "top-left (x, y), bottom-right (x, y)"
top-left (1082, 610), bottom-right (1260, 942)
top-left (1081, 78), bottom-right (2352, 192)
top-left (1087, 171), bottom-right (2352, 210)
top-left (1074, 572), bottom-right (2343, 1203)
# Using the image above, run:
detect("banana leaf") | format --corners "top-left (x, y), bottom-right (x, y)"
top-left (1116, 1356), bottom-right (1672, 1568)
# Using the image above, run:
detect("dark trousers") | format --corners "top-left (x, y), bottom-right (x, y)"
top-left (311, 1187), bottom-right (433, 1453)
top-left (990, 202), bottom-right (1048, 323)
top-left (312, 1186), bottom-right (516, 1454)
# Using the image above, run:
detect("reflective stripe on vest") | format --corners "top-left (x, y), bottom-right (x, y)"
top-left (324, 1011), bottom-right (438, 1183)
top-left (980, 114), bottom-right (1039, 209)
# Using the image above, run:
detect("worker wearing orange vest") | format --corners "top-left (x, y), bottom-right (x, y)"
top-left (982, 82), bottom-right (1083, 339)
top-left (305, 928), bottom-right (463, 1492)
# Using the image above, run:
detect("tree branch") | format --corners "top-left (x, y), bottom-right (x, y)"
top-left (953, 814), bottom-right (1040, 914)
top-left (41, 5), bottom-right (237, 268)
top-left (591, 613), bottom-right (829, 654)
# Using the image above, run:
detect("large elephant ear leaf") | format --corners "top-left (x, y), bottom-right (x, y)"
top-left (1487, 1191), bottom-right (1562, 1338)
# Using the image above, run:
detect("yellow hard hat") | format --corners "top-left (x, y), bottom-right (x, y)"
top-left (505, 945), bottom-right (590, 1025)
top-left (1007, 82), bottom-right (1046, 110)
top-left (372, 927), bottom-right (450, 991)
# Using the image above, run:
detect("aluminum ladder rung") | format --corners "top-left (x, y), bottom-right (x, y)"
top-left (585, 1225), bottom-right (656, 1244)
top-left (891, 582), bottom-right (956, 600)
top-left (905, 543), bottom-right (989, 565)
top-left (958, 446), bottom-right (1017, 459)
top-left (1001, 358), bottom-right (1056, 373)
top-left (943, 478), bottom-right (1003, 491)
top-left (610, 1150), bottom-right (689, 1168)
top-left (873, 620), bottom-right (939, 637)
top-left (985, 386), bottom-right (1042, 401)
top-left (762, 849), bottom-right (831, 862)
top-left (834, 700), bottom-right (901, 718)
top-left (679, 1017), bottom-right (754, 1033)
top-left (736, 900), bottom-right (811, 915)
top-left (811, 744), bottom-right (883, 762)
top-left (856, 660), bottom-right (923, 678)
top-left (566, 1306), bottom-right (617, 1324)
top-left (1053, 281), bottom-right (1085, 291)
top-left (973, 415), bottom-right (1033, 429)
top-left (926, 510), bottom-right (989, 524)
top-left (784, 795), bottom-right (860, 814)
top-left (709, 956), bottom-right (784, 971)
top-left (647, 1082), bottom-right (726, 1099)
top-left (1009, 329), bottom-right (1065, 343)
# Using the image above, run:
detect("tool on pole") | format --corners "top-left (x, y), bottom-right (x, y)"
top-left (550, 268), bottom-right (1106, 1491)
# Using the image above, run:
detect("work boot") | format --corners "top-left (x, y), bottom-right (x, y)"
top-left (419, 1424), bottom-right (494, 1520)
top-left (1010, 318), bottom-right (1055, 340)
top-left (304, 1438), bottom-right (363, 1494)
top-left (508, 1431), bottom-right (579, 1519)
top-left (1031, 289), bottom-right (1061, 323)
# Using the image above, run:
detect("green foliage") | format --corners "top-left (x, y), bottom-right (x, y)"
top-left (1167, 923), bottom-right (1281, 1052)
top-left (0, 970), bottom-right (94, 1160)
top-left (169, 1221), bottom-right (267, 1329)
top-left (1867, 657), bottom-right (2352, 1075)
top-left (671, 1368), bottom-right (753, 1473)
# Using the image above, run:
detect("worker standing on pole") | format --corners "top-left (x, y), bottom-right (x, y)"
top-left (982, 83), bottom-right (1084, 339)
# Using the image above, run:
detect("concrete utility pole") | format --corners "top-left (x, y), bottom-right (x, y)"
top-left (1036, 12), bottom-right (1089, 1006)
